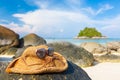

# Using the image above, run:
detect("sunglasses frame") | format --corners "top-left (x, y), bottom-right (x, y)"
top-left (36, 47), bottom-right (54, 59)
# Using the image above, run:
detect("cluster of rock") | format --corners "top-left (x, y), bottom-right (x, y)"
top-left (80, 42), bottom-right (120, 62)
top-left (0, 25), bottom-right (94, 67)
top-left (80, 42), bottom-right (120, 54)
top-left (80, 42), bottom-right (106, 54)
top-left (0, 25), bottom-right (46, 57)
top-left (0, 25), bottom-right (92, 79)
top-left (106, 42), bottom-right (120, 53)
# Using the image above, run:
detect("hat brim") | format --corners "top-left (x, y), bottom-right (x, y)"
top-left (6, 45), bottom-right (68, 74)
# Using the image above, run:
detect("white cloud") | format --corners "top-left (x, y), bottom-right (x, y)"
top-left (96, 4), bottom-right (113, 14)
top-left (65, 0), bottom-right (82, 7)
top-left (100, 24), bottom-right (120, 38)
top-left (101, 15), bottom-right (120, 30)
top-left (91, 14), bottom-right (120, 38)
top-left (9, 8), bottom-right (120, 38)
top-left (25, 0), bottom-right (83, 11)
top-left (13, 9), bottom-right (91, 23)
top-left (24, 0), bottom-right (57, 9)
top-left (24, 0), bottom-right (114, 16)
top-left (13, 9), bottom-right (91, 36)
top-left (66, 0), bottom-right (81, 5)
top-left (1, 22), bottom-right (34, 34)
top-left (82, 4), bottom-right (114, 16)
top-left (34, 0), bottom-right (49, 9)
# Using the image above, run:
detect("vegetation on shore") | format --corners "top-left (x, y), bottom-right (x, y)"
top-left (77, 27), bottom-right (102, 38)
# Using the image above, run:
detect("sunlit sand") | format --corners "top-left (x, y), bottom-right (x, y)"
top-left (83, 62), bottom-right (120, 80)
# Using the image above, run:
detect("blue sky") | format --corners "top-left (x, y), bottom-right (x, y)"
top-left (0, 0), bottom-right (120, 38)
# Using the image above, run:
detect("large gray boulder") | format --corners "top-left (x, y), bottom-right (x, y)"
top-left (19, 33), bottom-right (46, 47)
top-left (47, 41), bottom-right (94, 67)
top-left (80, 42), bottom-right (106, 54)
top-left (0, 61), bottom-right (91, 80)
top-left (0, 25), bottom-right (19, 54)
top-left (1, 33), bottom-right (47, 57)
top-left (0, 47), bottom-right (17, 56)
top-left (12, 33), bottom-right (47, 57)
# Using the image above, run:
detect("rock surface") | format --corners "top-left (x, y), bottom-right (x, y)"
top-left (13, 33), bottom-right (47, 58)
top-left (0, 25), bottom-right (19, 54)
top-left (47, 42), bottom-right (94, 67)
top-left (80, 42), bottom-right (120, 62)
top-left (1, 47), bottom-right (17, 55)
top-left (94, 54), bottom-right (120, 62)
top-left (106, 42), bottom-right (120, 54)
top-left (0, 61), bottom-right (91, 80)
top-left (19, 33), bottom-right (46, 47)
top-left (106, 42), bottom-right (120, 51)
top-left (80, 42), bottom-right (106, 54)
top-left (117, 48), bottom-right (120, 53)
top-left (13, 47), bottom-right (28, 58)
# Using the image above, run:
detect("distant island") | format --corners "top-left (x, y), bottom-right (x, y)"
top-left (75, 27), bottom-right (107, 39)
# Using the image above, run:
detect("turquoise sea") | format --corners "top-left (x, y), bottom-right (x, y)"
top-left (45, 38), bottom-right (120, 45)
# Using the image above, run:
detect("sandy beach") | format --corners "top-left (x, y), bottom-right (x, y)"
top-left (83, 62), bottom-right (120, 80)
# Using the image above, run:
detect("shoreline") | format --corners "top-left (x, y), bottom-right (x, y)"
top-left (45, 38), bottom-right (120, 46)
top-left (74, 36), bottom-right (107, 39)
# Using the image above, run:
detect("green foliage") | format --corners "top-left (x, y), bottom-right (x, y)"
top-left (78, 27), bottom-right (102, 38)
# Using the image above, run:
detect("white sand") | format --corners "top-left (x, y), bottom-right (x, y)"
top-left (83, 62), bottom-right (120, 80)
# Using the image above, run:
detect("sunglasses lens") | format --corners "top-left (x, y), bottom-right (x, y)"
top-left (48, 47), bottom-right (54, 56)
top-left (36, 48), bottom-right (46, 58)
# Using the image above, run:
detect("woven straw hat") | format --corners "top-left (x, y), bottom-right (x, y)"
top-left (5, 45), bottom-right (68, 74)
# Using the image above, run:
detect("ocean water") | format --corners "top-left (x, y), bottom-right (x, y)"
top-left (0, 56), bottom-right (13, 62)
top-left (45, 38), bottom-right (120, 45)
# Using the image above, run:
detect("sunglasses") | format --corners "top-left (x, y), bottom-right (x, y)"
top-left (36, 47), bottom-right (54, 59)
